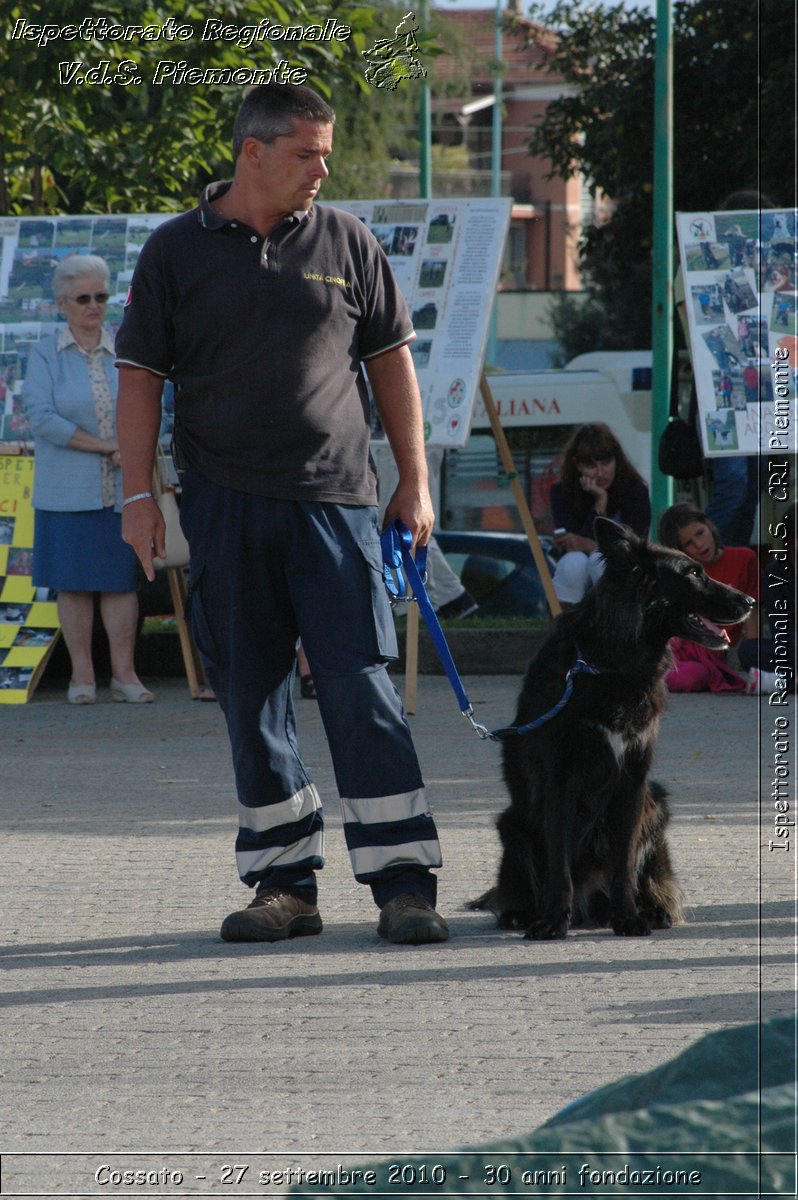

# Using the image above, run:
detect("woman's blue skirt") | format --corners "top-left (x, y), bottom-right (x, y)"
top-left (33, 507), bottom-right (139, 592)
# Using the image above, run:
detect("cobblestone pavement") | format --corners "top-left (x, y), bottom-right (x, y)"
top-left (1, 675), bottom-right (791, 1194)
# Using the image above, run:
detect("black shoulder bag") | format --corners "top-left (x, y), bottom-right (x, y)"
top-left (658, 350), bottom-right (704, 479)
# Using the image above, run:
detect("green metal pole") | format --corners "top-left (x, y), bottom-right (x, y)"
top-left (419, 0), bottom-right (431, 198)
top-left (487, 0), bottom-right (503, 367)
top-left (650, 0), bottom-right (674, 528)
top-left (491, 0), bottom-right (503, 198)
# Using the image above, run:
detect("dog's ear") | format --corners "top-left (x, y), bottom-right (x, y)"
top-left (594, 517), bottom-right (641, 560)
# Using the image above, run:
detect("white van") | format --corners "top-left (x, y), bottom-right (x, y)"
top-left (440, 352), bottom-right (653, 532)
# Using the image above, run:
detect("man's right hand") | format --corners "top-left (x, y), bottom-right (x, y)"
top-left (122, 497), bottom-right (166, 582)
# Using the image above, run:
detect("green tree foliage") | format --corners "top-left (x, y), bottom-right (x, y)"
top-left (322, 1), bottom-right (450, 202)
top-left (1, 0), bottom-right (379, 214)
top-left (320, 78), bottom-right (418, 201)
top-left (523, 0), bottom-right (796, 357)
top-left (317, 4), bottom-right (420, 202)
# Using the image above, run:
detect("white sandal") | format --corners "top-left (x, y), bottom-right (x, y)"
top-left (745, 668), bottom-right (777, 695)
top-left (110, 678), bottom-right (155, 704)
top-left (67, 681), bottom-right (96, 705)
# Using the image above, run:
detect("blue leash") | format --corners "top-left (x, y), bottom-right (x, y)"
top-left (488, 653), bottom-right (601, 739)
top-left (380, 520), bottom-right (600, 741)
top-left (381, 520), bottom-right (486, 736)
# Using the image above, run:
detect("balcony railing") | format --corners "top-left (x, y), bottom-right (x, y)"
top-left (388, 166), bottom-right (513, 198)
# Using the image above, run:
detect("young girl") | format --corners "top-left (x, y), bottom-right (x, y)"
top-left (737, 501), bottom-right (796, 694)
top-left (550, 423), bottom-right (651, 605)
top-left (657, 502), bottom-right (760, 693)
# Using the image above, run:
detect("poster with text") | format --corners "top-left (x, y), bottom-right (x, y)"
top-left (337, 198), bottom-right (511, 447)
top-left (0, 456), bottom-right (60, 703)
top-left (676, 209), bottom-right (797, 457)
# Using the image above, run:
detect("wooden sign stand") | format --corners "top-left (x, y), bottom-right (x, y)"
top-left (479, 374), bottom-right (562, 618)
top-left (151, 460), bottom-right (208, 699)
top-left (403, 372), bottom-right (560, 714)
top-left (163, 565), bottom-right (208, 699)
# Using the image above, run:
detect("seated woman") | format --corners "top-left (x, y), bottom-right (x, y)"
top-left (657, 502), bottom-right (760, 694)
top-left (550, 423), bottom-right (651, 606)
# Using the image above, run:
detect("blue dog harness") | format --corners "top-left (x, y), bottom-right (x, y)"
top-left (380, 520), bottom-right (601, 741)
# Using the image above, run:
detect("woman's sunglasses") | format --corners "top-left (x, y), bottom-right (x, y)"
top-left (67, 292), bottom-right (109, 305)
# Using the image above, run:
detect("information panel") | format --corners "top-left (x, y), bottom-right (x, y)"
top-left (0, 201), bottom-right (510, 452)
top-left (336, 198), bottom-right (511, 446)
top-left (675, 208), bottom-right (796, 457)
top-left (0, 213), bottom-right (168, 448)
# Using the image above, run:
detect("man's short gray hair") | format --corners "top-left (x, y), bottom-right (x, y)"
top-left (233, 83), bottom-right (335, 158)
top-left (52, 254), bottom-right (110, 300)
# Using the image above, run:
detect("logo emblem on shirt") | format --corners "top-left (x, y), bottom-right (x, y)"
top-left (303, 272), bottom-right (351, 290)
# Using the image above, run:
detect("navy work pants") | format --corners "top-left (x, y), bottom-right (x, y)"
top-left (179, 468), bottom-right (442, 908)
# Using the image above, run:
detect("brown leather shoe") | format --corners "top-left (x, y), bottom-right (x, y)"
top-left (220, 888), bottom-right (322, 943)
top-left (377, 893), bottom-right (449, 945)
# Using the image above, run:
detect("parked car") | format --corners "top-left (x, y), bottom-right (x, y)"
top-left (434, 530), bottom-right (556, 620)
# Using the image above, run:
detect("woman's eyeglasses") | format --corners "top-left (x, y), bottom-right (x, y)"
top-left (67, 292), bottom-right (109, 305)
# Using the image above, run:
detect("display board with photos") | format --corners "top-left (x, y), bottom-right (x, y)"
top-left (0, 456), bottom-right (60, 703)
top-left (675, 209), bottom-right (797, 457)
top-left (0, 201), bottom-right (511, 697)
top-left (0, 200), bottom-right (511, 453)
top-left (0, 213), bottom-right (171, 449)
top-left (334, 198), bottom-right (512, 446)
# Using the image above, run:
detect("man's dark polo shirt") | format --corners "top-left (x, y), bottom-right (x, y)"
top-left (115, 183), bottom-right (415, 504)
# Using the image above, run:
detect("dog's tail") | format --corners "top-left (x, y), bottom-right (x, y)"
top-left (466, 887), bottom-right (500, 913)
top-left (646, 873), bottom-right (686, 926)
top-left (644, 780), bottom-right (686, 926)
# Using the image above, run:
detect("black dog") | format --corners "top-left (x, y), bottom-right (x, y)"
top-left (470, 518), bottom-right (755, 940)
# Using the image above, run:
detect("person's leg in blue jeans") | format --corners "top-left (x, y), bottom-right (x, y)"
top-left (706, 455), bottom-right (761, 546)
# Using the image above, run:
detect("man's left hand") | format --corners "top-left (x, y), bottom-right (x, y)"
top-left (383, 482), bottom-right (435, 549)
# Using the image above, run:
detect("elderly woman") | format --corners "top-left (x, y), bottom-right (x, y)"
top-left (22, 256), bottom-right (153, 704)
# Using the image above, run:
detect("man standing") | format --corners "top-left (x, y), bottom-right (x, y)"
top-left (115, 84), bottom-right (448, 946)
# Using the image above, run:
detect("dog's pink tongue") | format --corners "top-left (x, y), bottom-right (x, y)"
top-left (700, 617), bottom-right (730, 643)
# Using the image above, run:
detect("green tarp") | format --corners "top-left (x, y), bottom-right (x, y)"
top-left (291, 1016), bottom-right (795, 1197)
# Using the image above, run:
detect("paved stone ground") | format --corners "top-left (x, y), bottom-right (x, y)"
top-left (1, 675), bottom-right (792, 1195)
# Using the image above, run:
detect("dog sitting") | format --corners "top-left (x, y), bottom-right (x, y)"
top-left (470, 517), bottom-right (755, 940)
